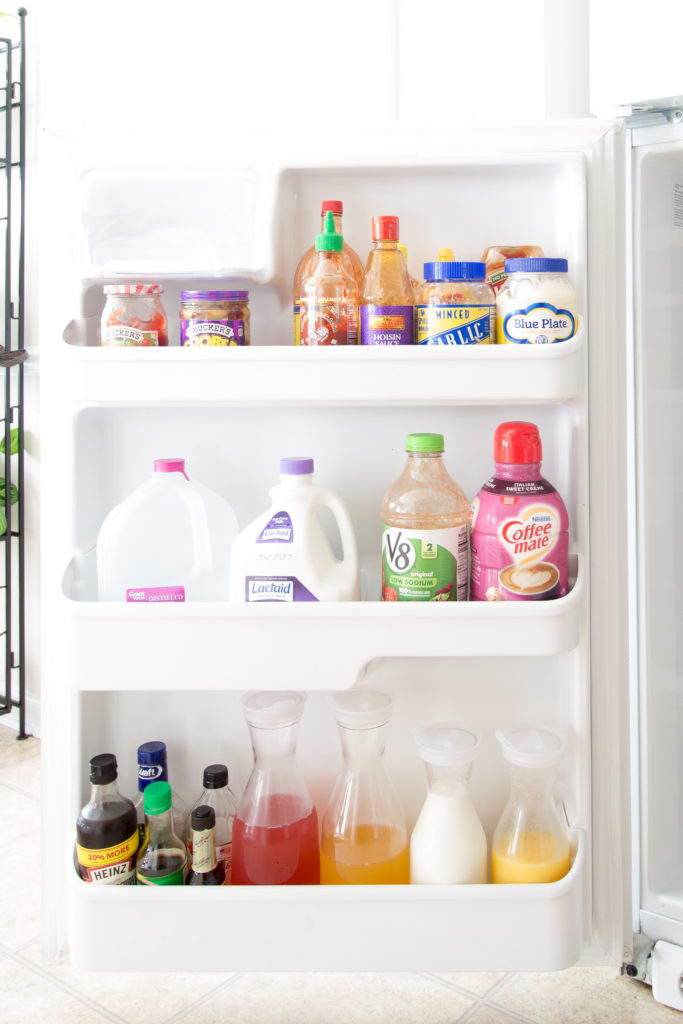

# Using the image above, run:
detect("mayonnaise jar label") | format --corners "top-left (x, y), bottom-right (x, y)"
top-left (498, 302), bottom-right (576, 345)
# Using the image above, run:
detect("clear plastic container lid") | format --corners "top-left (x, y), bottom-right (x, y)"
top-left (331, 689), bottom-right (392, 729)
top-left (495, 726), bottom-right (566, 768)
top-left (414, 724), bottom-right (481, 767)
top-left (103, 283), bottom-right (164, 295)
top-left (241, 691), bottom-right (307, 729)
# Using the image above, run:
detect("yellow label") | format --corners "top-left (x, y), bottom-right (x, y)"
top-left (293, 306), bottom-right (301, 346)
top-left (76, 831), bottom-right (139, 868)
top-left (416, 304), bottom-right (492, 345)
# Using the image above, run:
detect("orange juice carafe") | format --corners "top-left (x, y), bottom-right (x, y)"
top-left (321, 690), bottom-right (409, 884)
top-left (491, 726), bottom-right (570, 884)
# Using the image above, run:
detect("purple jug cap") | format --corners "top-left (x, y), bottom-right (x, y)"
top-left (280, 457), bottom-right (314, 476)
top-left (154, 458), bottom-right (189, 480)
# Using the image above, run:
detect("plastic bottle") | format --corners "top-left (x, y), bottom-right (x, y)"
top-left (185, 806), bottom-right (226, 886)
top-left (397, 243), bottom-right (420, 291)
top-left (96, 457), bottom-right (238, 602)
top-left (293, 200), bottom-right (364, 345)
top-left (360, 216), bottom-right (414, 346)
top-left (297, 211), bottom-right (359, 346)
top-left (136, 780), bottom-right (187, 885)
top-left (231, 691), bottom-right (320, 885)
top-left (75, 753), bottom-right (138, 884)
top-left (321, 689), bottom-right (409, 884)
top-left (134, 741), bottom-right (189, 847)
top-left (230, 456), bottom-right (360, 603)
top-left (415, 261), bottom-right (495, 345)
top-left (491, 726), bottom-right (570, 883)
top-left (186, 763), bottom-right (238, 881)
top-left (381, 432), bottom-right (469, 603)
top-left (469, 422), bottom-right (569, 602)
top-left (410, 725), bottom-right (487, 884)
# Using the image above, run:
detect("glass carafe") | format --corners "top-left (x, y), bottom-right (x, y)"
top-left (491, 726), bottom-right (570, 884)
top-left (321, 689), bottom-right (409, 884)
top-left (231, 691), bottom-right (319, 885)
top-left (410, 725), bottom-right (487, 884)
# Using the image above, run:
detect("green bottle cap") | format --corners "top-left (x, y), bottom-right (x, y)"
top-left (144, 780), bottom-right (172, 815)
top-left (315, 209), bottom-right (343, 253)
top-left (406, 433), bottom-right (445, 453)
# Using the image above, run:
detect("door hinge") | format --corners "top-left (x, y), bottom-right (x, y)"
top-left (621, 933), bottom-right (655, 983)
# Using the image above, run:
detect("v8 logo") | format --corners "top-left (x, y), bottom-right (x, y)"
top-left (383, 529), bottom-right (416, 574)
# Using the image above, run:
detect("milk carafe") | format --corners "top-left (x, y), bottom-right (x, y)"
top-left (96, 457), bottom-right (238, 602)
top-left (410, 725), bottom-right (487, 884)
top-left (491, 726), bottom-right (570, 884)
top-left (230, 457), bottom-right (360, 602)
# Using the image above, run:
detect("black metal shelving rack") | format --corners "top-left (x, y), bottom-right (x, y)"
top-left (0, 9), bottom-right (27, 738)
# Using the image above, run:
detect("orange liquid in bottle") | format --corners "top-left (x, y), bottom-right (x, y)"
top-left (320, 824), bottom-right (410, 884)
top-left (491, 831), bottom-right (570, 883)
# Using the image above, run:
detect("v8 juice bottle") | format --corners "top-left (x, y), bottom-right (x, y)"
top-left (469, 422), bottom-right (569, 601)
top-left (381, 433), bottom-right (469, 602)
top-left (360, 215), bottom-right (414, 345)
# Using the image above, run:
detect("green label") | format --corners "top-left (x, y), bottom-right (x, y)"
top-left (381, 525), bottom-right (468, 601)
top-left (136, 866), bottom-right (185, 885)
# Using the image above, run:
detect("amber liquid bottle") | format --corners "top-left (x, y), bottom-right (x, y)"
top-left (360, 215), bottom-right (414, 346)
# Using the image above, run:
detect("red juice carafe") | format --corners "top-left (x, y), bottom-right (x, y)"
top-left (231, 691), bottom-right (320, 885)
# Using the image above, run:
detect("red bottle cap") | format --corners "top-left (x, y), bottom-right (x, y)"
top-left (372, 216), bottom-right (399, 241)
top-left (321, 200), bottom-right (343, 214)
top-left (494, 422), bottom-right (542, 464)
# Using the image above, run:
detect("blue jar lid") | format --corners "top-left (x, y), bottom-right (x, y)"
top-left (504, 258), bottom-right (568, 274)
top-left (423, 261), bottom-right (486, 281)
top-left (137, 741), bottom-right (169, 791)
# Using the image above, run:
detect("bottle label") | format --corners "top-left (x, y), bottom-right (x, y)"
top-left (191, 830), bottom-right (217, 873)
top-left (360, 305), bottom-right (414, 346)
top-left (293, 305), bottom-right (301, 346)
top-left (181, 319), bottom-right (245, 346)
top-left (137, 865), bottom-right (185, 885)
top-left (102, 326), bottom-right (159, 347)
top-left (126, 586), bottom-right (186, 603)
top-left (137, 764), bottom-right (167, 786)
top-left (244, 576), bottom-right (319, 602)
top-left (381, 526), bottom-right (468, 602)
top-left (300, 303), bottom-right (358, 345)
top-left (76, 831), bottom-right (139, 884)
top-left (497, 302), bottom-right (576, 345)
top-left (218, 840), bottom-right (232, 883)
top-left (416, 305), bottom-right (493, 345)
top-left (257, 511), bottom-right (293, 543)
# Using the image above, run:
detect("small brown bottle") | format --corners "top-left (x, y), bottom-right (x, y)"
top-left (185, 805), bottom-right (226, 886)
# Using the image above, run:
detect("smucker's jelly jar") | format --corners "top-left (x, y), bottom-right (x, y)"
top-left (180, 290), bottom-right (250, 347)
top-left (100, 284), bottom-right (169, 347)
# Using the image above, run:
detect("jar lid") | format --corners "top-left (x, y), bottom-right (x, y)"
top-left (423, 261), bottom-right (486, 281)
top-left (504, 258), bottom-right (568, 274)
top-left (331, 689), bottom-right (392, 729)
top-left (180, 290), bottom-right (248, 301)
top-left (241, 691), bottom-right (307, 728)
top-left (414, 724), bottom-right (481, 767)
top-left (280, 456), bottom-right (314, 475)
top-left (143, 780), bottom-right (172, 815)
top-left (493, 422), bottom-right (542, 464)
top-left (103, 284), bottom-right (164, 295)
top-left (372, 216), bottom-right (399, 241)
top-left (406, 433), bottom-right (444, 454)
top-left (321, 200), bottom-right (343, 214)
top-left (495, 726), bottom-right (566, 768)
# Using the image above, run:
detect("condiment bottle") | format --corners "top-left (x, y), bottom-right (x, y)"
top-left (136, 780), bottom-right (187, 885)
top-left (491, 726), bottom-right (570, 884)
top-left (321, 689), bottom-right (409, 884)
top-left (231, 691), bottom-right (320, 885)
top-left (297, 211), bottom-right (359, 346)
top-left (496, 257), bottom-right (578, 344)
top-left (410, 725), bottom-right (487, 884)
top-left (360, 215), bottom-right (414, 345)
top-left (415, 261), bottom-right (495, 345)
top-left (293, 200), bottom-right (364, 345)
top-left (134, 740), bottom-right (190, 847)
top-left (381, 432), bottom-right (469, 603)
top-left (100, 284), bottom-right (169, 346)
top-left (75, 753), bottom-right (138, 884)
top-left (185, 806), bottom-right (226, 886)
top-left (186, 763), bottom-right (238, 881)
top-left (397, 243), bottom-right (420, 291)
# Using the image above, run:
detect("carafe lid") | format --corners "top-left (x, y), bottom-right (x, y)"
top-left (241, 691), bottom-right (307, 728)
top-left (495, 726), bottom-right (566, 768)
top-left (331, 689), bottom-right (392, 729)
top-left (414, 724), bottom-right (481, 767)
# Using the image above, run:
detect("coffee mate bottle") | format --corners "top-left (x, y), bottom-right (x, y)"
top-left (381, 433), bottom-right (469, 602)
top-left (469, 421), bottom-right (569, 601)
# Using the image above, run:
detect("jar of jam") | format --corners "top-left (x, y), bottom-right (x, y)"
top-left (180, 290), bottom-right (250, 347)
top-left (100, 284), bottom-right (169, 347)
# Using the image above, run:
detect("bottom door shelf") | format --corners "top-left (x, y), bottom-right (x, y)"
top-left (68, 830), bottom-right (585, 972)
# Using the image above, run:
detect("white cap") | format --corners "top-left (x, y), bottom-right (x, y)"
top-left (331, 689), bottom-right (392, 729)
top-left (495, 726), bottom-right (566, 768)
top-left (241, 691), bottom-right (306, 728)
top-left (414, 724), bottom-right (481, 768)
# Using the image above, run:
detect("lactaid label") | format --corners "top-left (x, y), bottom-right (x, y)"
top-left (245, 576), bottom-right (319, 602)
top-left (416, 305), bottom-right (493, 345)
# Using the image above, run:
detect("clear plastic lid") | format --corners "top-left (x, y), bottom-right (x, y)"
top-left (495, 726), bottom-right (566, 768)
top-left (331, 689), bottom-right (392, 729)
top-left (414, 724), bottom-right (481, 767)
top-left (241, 691), bottom-right (307, 729)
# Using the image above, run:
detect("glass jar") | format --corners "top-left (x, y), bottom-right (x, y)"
top-left (100, 284), bottom-right (169, 347)
top-left (180, 290), bottom-right (250, 347)
top-left (496, 258), bottom-right (578, 345)
top-left (415, 261), bottom-right (495, 345)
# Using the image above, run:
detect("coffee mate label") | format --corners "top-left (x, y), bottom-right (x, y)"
top-left (469, 476), bottom-right (569, 601)
top-left (497, 302), bottom-right (576, 345)
top-left (416, 305), bottom-right (493, 345)
top-left (381, 525), bottom-right (468, 602)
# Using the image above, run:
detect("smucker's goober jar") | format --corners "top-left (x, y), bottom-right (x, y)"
top-left (415, 261), bottom-right (495, 346)
top-left (100, 284), bottom-right (169, 346)
top-left (180, 290), bottom-right (250, 346)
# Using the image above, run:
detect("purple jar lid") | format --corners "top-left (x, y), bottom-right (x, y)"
top-left (180, 290), bottom-right (249, 301)
top-left (280, 457), bottom-right (314, 475)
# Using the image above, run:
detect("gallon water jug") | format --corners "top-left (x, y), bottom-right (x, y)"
top-left (96, 458), bottom-right (238, 602)
top-left (230, 457), bottom-right (360, 602)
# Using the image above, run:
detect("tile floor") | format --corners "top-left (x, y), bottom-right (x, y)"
top-left (1, 722), bottom-right (680, 1024)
